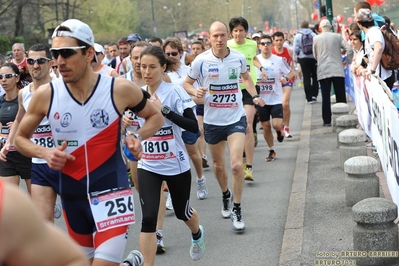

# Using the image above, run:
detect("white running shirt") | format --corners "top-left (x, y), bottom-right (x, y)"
top-left (22, 84), bottom-right (53, 164)
top-left (256, 54), bottom-right (291, 105)
top-left (137, 81), bottom-right (195, 175)
top-left (188, 49), bottom-right (246, 126)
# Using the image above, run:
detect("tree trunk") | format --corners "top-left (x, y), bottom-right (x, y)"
top-left (14, 0), bottom-right (24, 37)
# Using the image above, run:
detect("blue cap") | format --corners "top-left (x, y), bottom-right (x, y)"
top-left (127, 33), bottom-right (141, 42)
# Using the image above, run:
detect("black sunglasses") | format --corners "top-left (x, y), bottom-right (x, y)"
top-left (165, 52), bottom-right (179, 57)
top-left (27, 57), bottom-right (51, 65)
top-left (260, 42), bottom-right (272, 46)
top-left (0, 73), bottom-right (18, 79)
top-left (50, 46), bottom-right (86, 59)
top-left (52, 66), bottom-right (58, 69)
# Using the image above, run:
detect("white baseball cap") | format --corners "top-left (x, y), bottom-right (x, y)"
top-left (252, 33), bottom-right (261, 39)
top-left (94, 43), bottom-right (104, 54)
top-left (52, 19), bottom-right (94, 46)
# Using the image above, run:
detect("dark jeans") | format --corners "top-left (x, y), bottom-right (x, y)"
top-left (384, 70), bottom-right (395, 90)
top-left (298, 57), bottom-right (318, 102)
top-left (319, 77), bottom-right (346, 125)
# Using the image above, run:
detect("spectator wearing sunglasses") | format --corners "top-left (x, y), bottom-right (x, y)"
top-left (13, 19), bottom-right (164, 266)
top-left (0, 63), bottom-right (32, 192)
top-left (0, 43), bottom-right (63, 223)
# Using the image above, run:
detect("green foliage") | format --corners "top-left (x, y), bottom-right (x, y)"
top-left (0, 35), bottom-right (11, 55)
top-left (84, 0), bottom-right (140, 44)
top-left (11, 36), bottom-right (24, 44)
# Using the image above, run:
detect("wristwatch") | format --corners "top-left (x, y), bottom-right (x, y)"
top-left (370, 69), bottom-right (376, 74)
top-left (252, 94), bottom-right (260, 100)
top-left (161, 105), bottom-right (171, 117)
top-left (128, 132), bottom-right (142, 142)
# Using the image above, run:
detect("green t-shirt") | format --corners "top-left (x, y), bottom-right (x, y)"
top-left (227, 38), bottom-right (258, 89)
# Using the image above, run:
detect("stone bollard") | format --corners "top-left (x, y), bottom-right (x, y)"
top-left (331, 103), bottom-right (349, 132)
top-left (339, 129), bottom-right (367, 170)
top-left (344, 156), bottom-right (379, 207)
top-left (352, 198), bottom-right (399, 266)
top-left (336, 115), bottom-right (359, 146)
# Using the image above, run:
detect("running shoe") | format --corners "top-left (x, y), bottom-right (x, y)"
top-left (254, 133), bottom-right (258, 147)
top-left (166, 193), bottom-right (173, 210)
top-left (127, 169), bottom-right (134, 187)
top-left (123, 250), bottom-right (144, 266)
top-left (277, 130), bottom-right (284, 143)
top-left (197, 177), bottom-right (208, 200)
top-left (299, 80), bottom-right (303, 87)
top-left (283, 126), bottom-right (292, 138)
top-left (231, 207), bottom-right (245, 231)
top-left (221, 190), bottom-right (233, 218)
top-left (190, 225), bottom-right (205, 261)
top-left (156, 231), bottom-right (166, 254)
top-left (54, 201), bottom-right (62, 219)
top-left (312, 96), bottom-right (317, 102)
top-left (244, 167), bottom-right (254, 181)
top-left (201, 155), bottom-right (209, 168)
top-left (266, 150), bottom-right (276, 162)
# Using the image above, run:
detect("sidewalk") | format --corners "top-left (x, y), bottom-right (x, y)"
top-left (279, 98), bottom-right (396, 266)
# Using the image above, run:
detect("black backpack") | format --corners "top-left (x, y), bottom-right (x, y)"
top-left (301, 32), bottom-right (314, 55)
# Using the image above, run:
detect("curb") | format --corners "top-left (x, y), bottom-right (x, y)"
top-left (279, 102), bottom-right (312, 266)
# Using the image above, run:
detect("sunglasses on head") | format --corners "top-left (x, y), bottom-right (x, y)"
top-left (27, 57), bottom-right (51, 65)
top-left (260, 42), bottom-right (272, 46)
top-left (50, 46), bottom-right (86, 59)
top-left (165, 52), bottom-right (179, 57)
top-left (0, 73), bottom-right (18, 79)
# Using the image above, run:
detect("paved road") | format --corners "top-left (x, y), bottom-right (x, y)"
top-left (20, 83), bottom-right (307, 265)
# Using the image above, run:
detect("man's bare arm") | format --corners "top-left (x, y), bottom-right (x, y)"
top-left (14, 85), bottom-right (51, 159)
top-left (0, 183), bottom-right (89, 266)
top-left (114, 78), bottom-right (164, 141)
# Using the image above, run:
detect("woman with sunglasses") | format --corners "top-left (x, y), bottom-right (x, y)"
top-left (137, 45), bottom-right (205, 265)
top-left (0, 63), bottom-right (32, 191)
top-left (162, 37), bottom-right (208, 203)
top-left (50, 64), bottom-right (61, 79)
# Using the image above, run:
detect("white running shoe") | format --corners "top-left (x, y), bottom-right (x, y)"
top-left (54, 201), bottom-right (62, 219)
top-left (231, 207), bottom-right (246, 231)
top-left (197, 177), bottom-right (208, 200)
top-left (221, 191), bottom-right (233, 218)
top-left (166, 193), bottom-right (173, 210)
top-left (190, 225), bottom-right (205, 261)
top-left (123, 250), bottom-right (144, 266)
top-left (156, 231), bottom-right (166, 253)
top-left (283, 126), bottom-right (292, 138)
